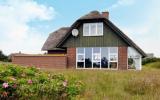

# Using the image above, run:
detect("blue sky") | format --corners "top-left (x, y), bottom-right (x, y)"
top-left (0, 0), bottom-right (160, 57)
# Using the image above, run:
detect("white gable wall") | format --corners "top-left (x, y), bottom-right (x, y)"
top-left (128, 47), bottom-right (142, 70)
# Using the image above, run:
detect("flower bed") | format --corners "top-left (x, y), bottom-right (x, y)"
top-left (0, 63), bottom-right (84, 100)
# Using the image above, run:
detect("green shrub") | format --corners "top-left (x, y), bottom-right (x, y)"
top-left (0, 63), bottom-right (84, 100)
top-left (0, 51), bottom-right (10, 62)
top-left (142, 57), bottom-right (160, 65)
top-left (145, 62), bottom-right (160, 69)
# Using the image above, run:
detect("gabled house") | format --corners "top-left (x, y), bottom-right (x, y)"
top-left (42, 11), bottom-right (146, 70)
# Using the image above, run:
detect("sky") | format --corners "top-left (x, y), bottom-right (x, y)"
top-left (0, 0), bottom-right (160, 57)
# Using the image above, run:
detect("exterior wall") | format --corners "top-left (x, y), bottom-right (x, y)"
top-left (67, 48), bottom-right (76, 68)
top-left (118, 47), bottom-right (128, 70)
top-left (12, 47), bottom-right (128, 70)
top-left (62, 21), bottom-right (128, 47)
top-left (12, 55), bottom-right (67, 69)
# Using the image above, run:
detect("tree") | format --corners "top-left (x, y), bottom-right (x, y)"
top-left (0, 50), bottom-right (9, 62)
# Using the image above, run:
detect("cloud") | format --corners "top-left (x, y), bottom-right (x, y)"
top-left (0, 0), bottom-right (55, 55)
top-left (108, 0), bottom-right (135, 10)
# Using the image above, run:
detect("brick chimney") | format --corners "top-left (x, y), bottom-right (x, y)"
top-left (102, 11), bottom-right (109, 19)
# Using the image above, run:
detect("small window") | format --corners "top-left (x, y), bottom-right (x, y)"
top-left (83, 23), bottom-right (103, 36)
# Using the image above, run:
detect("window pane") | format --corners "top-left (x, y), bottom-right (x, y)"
top-left (93, 47), bottom-right (101, 62)
top-left (93, 62), bottom-right (100, 68)
top-left (93, 47), bottom-right (100, 53)
top-left (93, 54), bottom-right (101, 62)
top-left (90, 23), bottom-right (96, 35)
top-left (101, 47), bottom-right (108, 68)
top-left (97, 23), bottom-right (103, 35)
top-left (110, 55), bottom-right (117, 62)
top-left (83, 24), bottom-right (89, 36)
top-left (77, 62), bottom-right (84, 68)
top-left (110, 47), bottom-right (118, 54)
top-left (78, 55), bottom-right (84, 61)
top-left (77, 48), bottom-right (84, 53)
top-left (110, 62), bottom-right (117, 69)
top-left (85, 48), bottom-right (92, 68)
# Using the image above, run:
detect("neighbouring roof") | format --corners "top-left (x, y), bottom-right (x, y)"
top-left (42, 27), bottom-right (70, 50)
top-left (42, 11), bottom-right (146, 57)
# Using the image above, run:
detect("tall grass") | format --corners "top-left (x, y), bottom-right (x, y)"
top-left (145, 62), bottom-right (160, 69)
top-left (44, 67), bottom-right (160, 100)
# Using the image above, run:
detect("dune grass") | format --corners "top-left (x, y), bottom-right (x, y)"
top-left (43, 62), bottom-right (160, 100)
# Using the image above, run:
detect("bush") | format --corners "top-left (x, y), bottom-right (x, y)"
top-left (0, 63), bottom-right (84, 100)
top-left (145, 62), bottom-right (160, 69)
top-left (142, 57), bottom-right (160, 65)
top-left (0, 51), bottom-right (10, 62)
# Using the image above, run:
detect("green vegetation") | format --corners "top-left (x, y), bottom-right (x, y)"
top-left (0, 51), bottom-right (10, 62)
top-left (0, 63), bottom-right (84, 100)
top-left (44, 61), bottom-right (160, 100)
top-left (142, 57), bottom-right (160, 65)
top-left (1, 60), bottom-right (160, 100)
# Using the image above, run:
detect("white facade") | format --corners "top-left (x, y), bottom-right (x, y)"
top-left (128, 47), bottom-right (142, 70)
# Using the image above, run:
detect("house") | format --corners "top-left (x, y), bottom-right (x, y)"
top-left (42, 10), bottom-right (146, 70)
top-left (12, 11), bottom-right (146, 70)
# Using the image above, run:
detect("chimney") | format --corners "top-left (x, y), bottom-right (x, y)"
top-left (102, 11), bottom-right (109, 19)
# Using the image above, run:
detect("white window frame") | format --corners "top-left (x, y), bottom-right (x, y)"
top-left (76, 48), bottom-right (85, 68)
top-left (108, 47), bottom-right (118, 70)
top-left (76, 47), bottom-right (118, 70)
top-left (92, 48), bottom-right (101, 69)
top-left (83, 23), bottom-right (103, 36)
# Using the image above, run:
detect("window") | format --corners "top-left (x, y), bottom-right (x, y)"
top-left (85, 48), bottom-right (92, 68)
top-left (109, 47), bottom-right (118, 69)
top-left (93, 48), bottom-right (101, 68)
top-left (76, 47), bottom-right (118, 69)
top-left (101, 47), bottom-right (108, 68)
top-left (83, 23), bottom-right (103, 36)
top-left (77, 48), bottom-right (85, 68)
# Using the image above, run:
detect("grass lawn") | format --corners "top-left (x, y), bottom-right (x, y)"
top-left (43, 62), bottom-right (160, 100)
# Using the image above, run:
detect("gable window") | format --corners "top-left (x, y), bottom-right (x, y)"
top-left (83, 23), bottom-right (103, 36)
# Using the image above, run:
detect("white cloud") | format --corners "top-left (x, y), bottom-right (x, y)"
top-left (0, 0), bottom-right (55, 55)
top-left (108, 0), bottom-right (135, 10)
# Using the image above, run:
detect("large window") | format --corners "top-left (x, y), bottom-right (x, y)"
top-left (83, 23), bottom-right (103, 36)
top-left (76, 47), bottom-right (118, 69)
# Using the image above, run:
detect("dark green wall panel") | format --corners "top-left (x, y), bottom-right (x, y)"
top-left (62, 22), bottom-right (128, 47)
